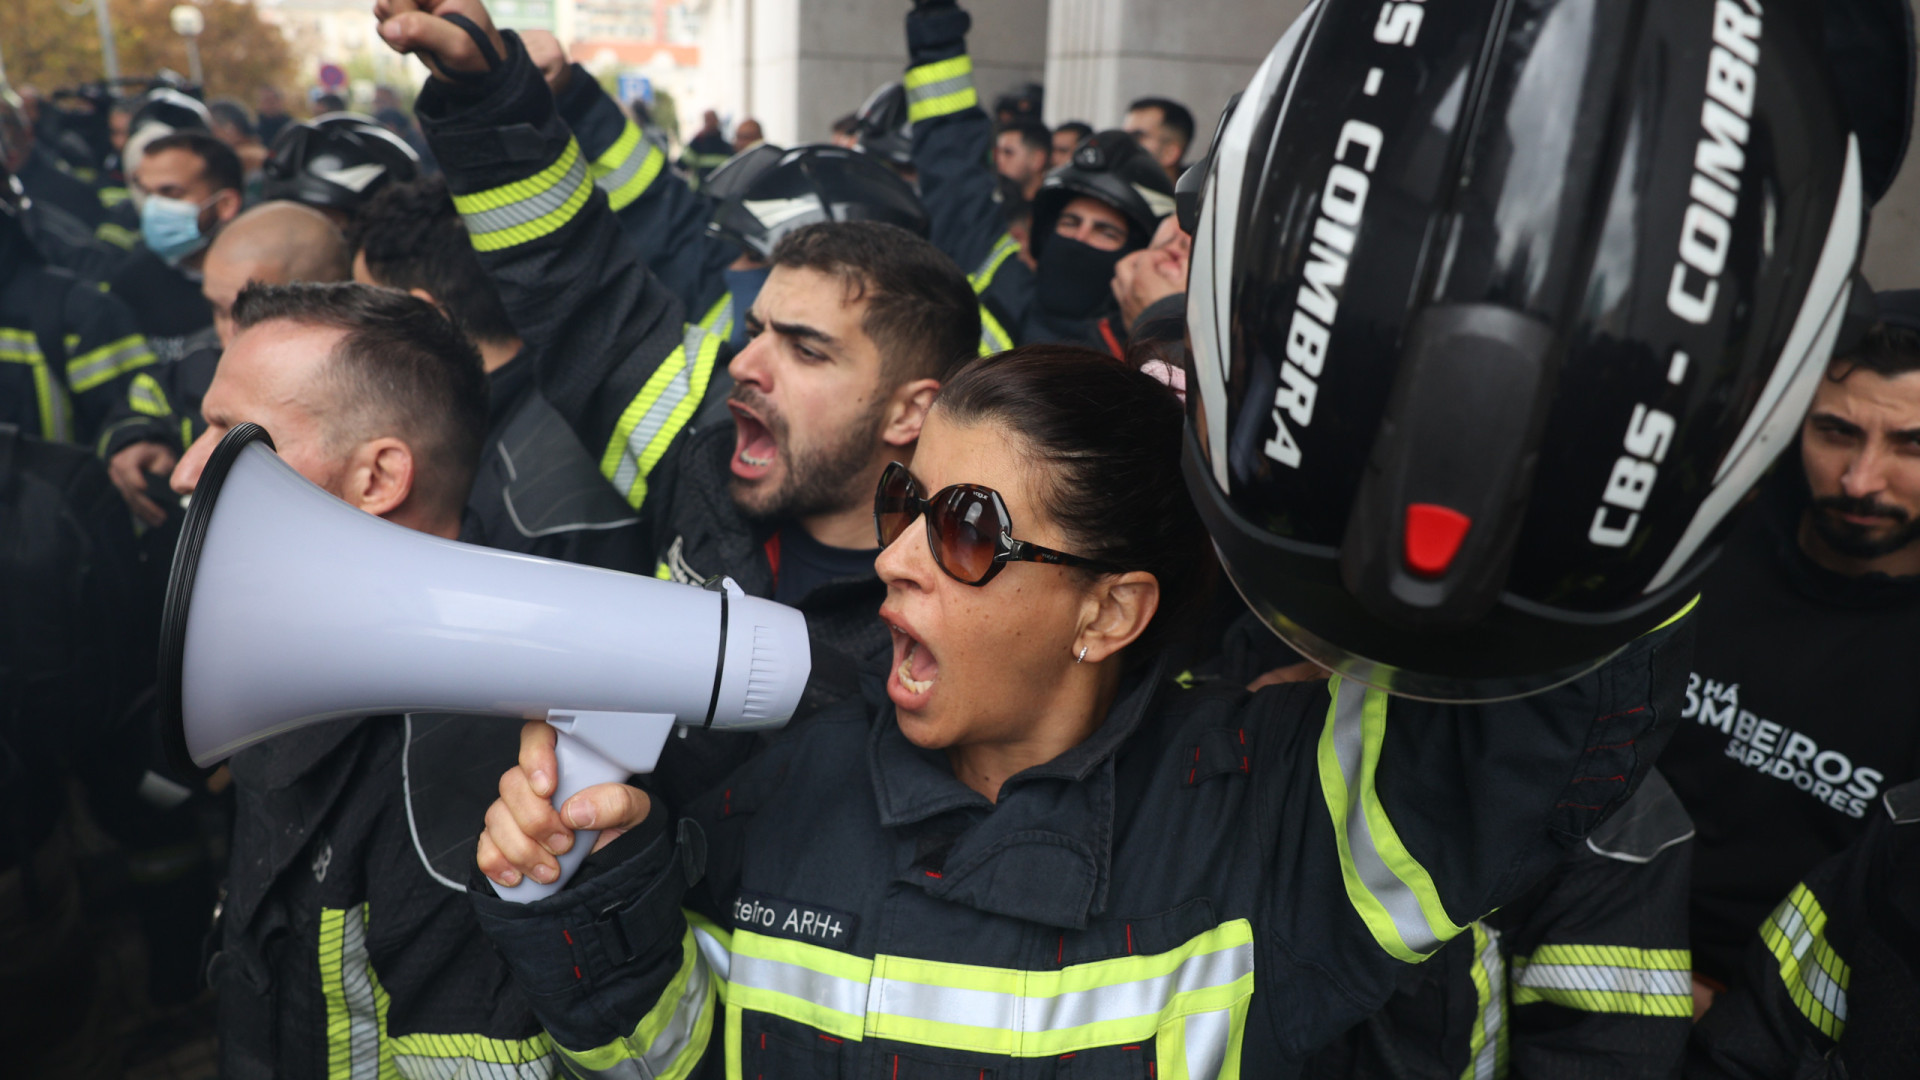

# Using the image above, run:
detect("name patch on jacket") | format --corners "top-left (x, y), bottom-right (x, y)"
top-left (732, 892), bottom-right (859, 951)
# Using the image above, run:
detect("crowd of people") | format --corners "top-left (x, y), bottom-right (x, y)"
top-left (1, 0), bottom-right (1917, 1076)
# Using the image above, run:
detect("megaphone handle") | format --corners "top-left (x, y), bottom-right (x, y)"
top-left (494, 731), bottom-right (635, 903)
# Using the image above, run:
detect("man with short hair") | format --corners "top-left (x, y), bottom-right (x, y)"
top-left (733, 117), bottom-right (765, 154)
top-left (377, 0), bottom-right (979, 687)
top-left (351, 176), bottom-right (647, 572)
top-left (168, 282), bottom-right (554, 1079)
top-left (108, 130), bottom-right (244, 361)
top-left (206, 98), bottom-right (270, 194)
top-left (100, 201), bottom-right (351, 525)
top-left (1124, 95), bottom-right (1195, 181)
top-left (994, 117), bottom-right (1050, 201)
top-left (1052, 120), bottom-right (1092, 169)
top-left (681, 108), bottom-right (733, 187)
top-left (1661, 293), bottom-right (1920, 1012)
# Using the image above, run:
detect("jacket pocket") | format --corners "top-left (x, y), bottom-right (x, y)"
top-left (742, 1012), bottom-right (843, 1080)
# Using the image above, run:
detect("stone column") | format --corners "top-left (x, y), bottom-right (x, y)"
top-left (1043, 0), bottom-right (1304, 153)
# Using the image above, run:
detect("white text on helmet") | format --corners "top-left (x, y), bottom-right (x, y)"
top-left (1264, 120), bottom-right (1384, 469)
top-left (1666, 0), bottom-right (1764, 326)
top-left (1589, 404), bottom-right (1678, 547)
top-left (1373, 0), bottom-right (1427, 47)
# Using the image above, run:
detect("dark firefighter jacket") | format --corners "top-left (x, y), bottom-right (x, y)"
top-left (95, 326), bottom-right (217, 461)
top-left (213, 714), bottom-right (557, 1079)
top-left (466, 618), bottom-right (1696, 1080)
top-left (419, 35), bottom-right (889, 703)
top-left (0, 225), bottom-right (157, 445)
top-left (1305, 772), bottom-right (1696, 1080)
top-left (0, 423), bottom-right (140, 874)
top-left (1686, 778), bottom-right (1920, 1079)
top-left (460, 346), bottom-right (650, 574)
top-left (904, 3), bottom-right (1116, 355)
top-left (417, 35), bottom-right (728, 529)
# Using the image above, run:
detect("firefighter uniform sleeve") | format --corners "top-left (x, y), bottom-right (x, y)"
top-left (57, 280), bottom-right (156, 446)
top-left (1246, 612), bottom-right (1696, 1059)
top-left (415, 34), bottom-right (726, 514)
top-left (1686, 781), bottom-right (1920, 1078)
top-left (471, 800), bottom-right (721, 1080)
top-left (95, 338), bottom-right (217, 460)
top-left (554, 67), bottom-right (733, 320)
top-left (904, 1), bottom-right (1034, 351)
top-left (1492, 771), bottom-right (1696, 1080)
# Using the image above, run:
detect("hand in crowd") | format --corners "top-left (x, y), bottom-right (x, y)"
top-left (1112, 214), bottom-right (1191, 329)
top-left (373, 0), bottom-right (508, 81)
top-left (477, 720), bottom-right (654, 889)
top-left (107, 441), bottom-right (179, 527)
top-left (522, 30), bottom-right (574, 96)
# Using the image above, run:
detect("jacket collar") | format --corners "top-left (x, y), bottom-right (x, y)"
top-left (866, 657), bottom-right (1171, 929)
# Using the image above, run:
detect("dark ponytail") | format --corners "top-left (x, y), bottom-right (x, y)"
top-left (933, 345), bottom-right (1215, 662)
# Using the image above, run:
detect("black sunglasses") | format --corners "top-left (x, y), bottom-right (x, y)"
top-left (874, 461), bottom-right (1123, 586)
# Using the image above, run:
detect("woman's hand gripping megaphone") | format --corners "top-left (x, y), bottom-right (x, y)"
top-left (373, 0), bottom-right (509, 82)
top-left (478, 721), bottom-right (657, 895)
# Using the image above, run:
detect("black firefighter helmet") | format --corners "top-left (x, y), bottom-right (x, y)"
top-left (1185, 0), bottom-right (1906, 700)
top-left (1030, 130), bottom-right (1174, 257)
top-left (706, 143), bottom-right (929, 261)
top-left (128, 87), bottom-right (212, 139)
top-left (854, 83), bottom-right (913, 170)
top-left (263, 112), bottom-right (420, 213)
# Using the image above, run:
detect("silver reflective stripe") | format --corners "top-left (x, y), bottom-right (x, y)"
top-left (868, 939), bottom-right (1251, 1035)
top-left (1772, 901), bottom-right (1847, 1022)
top-left (1514, 962), bottom-right (1690, 999)
top-left (693, 923), bottom-right (731, 983)
top-left (608, 324), bottom-right (709, 498)
top-left (904, 73), bottom-right (972, 107)
top-left (1182, 1006), bottom-right (1232, 1079)
top-left (339, 908), bottom-right (384, 1080)
top-left (68, 338), bottom-right (151, 390)
top-left (1467, 926), bottom-right (1505, 1080)
top-left (1327, 681), bottom-right (1441, 954)
top-left (732, 950), bottom-right (869, 1019)
top-left (461, 152), bottom-right (592, 237)
top-left (641, 952), bottom-right (711, 1078)
top-left (391, 1056), bottom-right (555, 1080)
top-left (597, 141), bottom-right (647, 197)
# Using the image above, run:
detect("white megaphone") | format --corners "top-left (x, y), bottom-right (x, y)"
top-left (159, 424), bottom-right (810, 901)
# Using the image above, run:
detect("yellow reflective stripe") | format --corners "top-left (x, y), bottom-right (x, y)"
top-left (904, 54), bottom-right (978, 123)
top-left (67, 333), bottom-right (156, 392)
top-left (592, 122), bottom-right (667, 212)
top-left (387, 1032), bottom-right (554, 1071)
top-left (128, 372), bottom-right (172, 417)
top-left (319, 905), bottom-right (391, 1080)
top-left (977, 302), bottom-right (1012, 356)
top-left (1651, 594), bottom-right (1699, 633)
top-left (1460, 923), bottom-right (1508, 1080)
top-left (1509, 943), bottom-right (1691, 1017)
top-left (1761, 883), bottom-right (1850, 1039)
top-left (1318, 677), bottom-right (1467, 962)
top-left (1156, 992), bottom-right (1250, 1080)
top-left (600, 324), bottom-right (724, 509)
top-left (95, 221), bottom-right (138, 248)
top-left (181, 417), bottom-right (194, 448)
top-left (699, 292), bottom-right (735, 341)
top-left (566, 926), bottom-right (713, 1080)
top-left (0, 328), bottom-right (71, 441)
top-left (970, 233), bottom-right (1021, 294)
top-left (720, 920), bottom-right (1255, 1059)
top-left (323, 905), bottom-right (554, 1079)
top-left (722, 1003), bottom-right (745, 1080)
top-left (453, 139), bottom-right (594, 252)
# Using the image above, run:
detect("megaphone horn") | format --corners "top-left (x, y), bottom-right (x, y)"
top-left (160, 423), bottom-right (811, 900)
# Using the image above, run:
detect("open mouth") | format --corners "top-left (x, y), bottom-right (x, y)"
top-left (885, 616), bottom-right (939, 707)
top-left (729, 402), bottom-right (778, 478)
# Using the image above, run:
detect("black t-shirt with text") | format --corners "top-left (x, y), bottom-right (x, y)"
top-left (1661, 469), bottom-right (1920, 984)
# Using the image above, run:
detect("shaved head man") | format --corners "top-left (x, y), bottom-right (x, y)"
top-left (103, 201), bottom-right (352, 524)
top-left (203, 201), bottom-right (352, 345)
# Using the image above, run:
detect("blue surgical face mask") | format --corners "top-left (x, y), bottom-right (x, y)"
top-left (140, 192), bottom-right (215, 265)
top-left (723, 266), bottom-right (771, 348)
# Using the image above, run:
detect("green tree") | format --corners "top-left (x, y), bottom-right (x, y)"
top-left (1, 0), bottom-right (294, 103)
